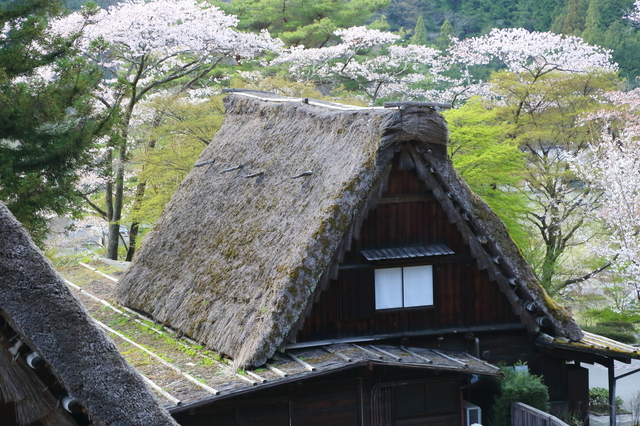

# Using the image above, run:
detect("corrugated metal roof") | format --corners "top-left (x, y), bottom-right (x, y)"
top-left (537, 332), bottom-right (640, 359)
top-left (361, 245), bottom-right (454, 261)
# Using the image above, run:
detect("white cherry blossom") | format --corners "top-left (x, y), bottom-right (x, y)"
top-left (451, 28), bottom-right (617, 79)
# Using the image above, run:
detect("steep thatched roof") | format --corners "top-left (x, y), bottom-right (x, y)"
top-left (0, 203), bottom-right (179, 426)
top-left (117, 90), bottom-right (582, 368)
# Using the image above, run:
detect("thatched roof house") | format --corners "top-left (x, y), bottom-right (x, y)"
top-left (117, 90), bottom-right (582, 370)
top-left (0, 203), bottom-right (179, 426)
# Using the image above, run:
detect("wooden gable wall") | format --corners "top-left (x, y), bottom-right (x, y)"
top-left (296, 149), bottom-right (521, 343)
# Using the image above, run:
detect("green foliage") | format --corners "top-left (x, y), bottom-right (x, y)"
top-left (552, 0), bottom-right (587, 35)
top-left (582, 306), bottom-right (640, 324)
top-left (589, 387), bottom-right (624, 414)
top-left (581, 0), bottom-right (604, 44)
top-left (129, 95), bottom-right (225, 227)
top-left (434, 19), bottom-right (454, 50)
top-left (382, 0), bottom-right (433, 33)
top-left (445, 98), bottom-right (530, 249)
top-left (486, 69), bottom-right (618, 292)
top-left (581, 306), bottom-right (639, 343)
top-left (0, 0), bottom-right (104, 246)
top-left (409, 16), bottom-right (428, 45)
top-left (491, 366), bottom-right (550, 426)
top-left (583, 324), bottom-right (637, 343)
top-left (215, 0), bottom-right (390, 47)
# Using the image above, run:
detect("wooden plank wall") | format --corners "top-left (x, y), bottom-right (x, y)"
top-left (296, 154), bottom-right (521, 343)
top-left (171, 366), bottom-right (465, 426)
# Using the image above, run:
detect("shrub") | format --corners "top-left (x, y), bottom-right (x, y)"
top-left (583, 307), bottom-right (640, 325)
top-left (589, 387), bottom-right (623, 414)
top-left (491, 366), bottom-right (549, 426)
top-left (598, 321), bottom-right (636, 332)
top-left (582, 323), bottom-right (637, 344)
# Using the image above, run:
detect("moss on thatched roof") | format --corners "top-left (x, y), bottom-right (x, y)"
top-left (117, 91), bottom-right (582, 369)
top-left (0, 202), bottom-right (179, 426)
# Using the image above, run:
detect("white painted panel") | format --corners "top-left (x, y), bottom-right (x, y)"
top-left (375, 267), bottom-right (403, 309)
top-left (403, 265), bottom-right (433, 307)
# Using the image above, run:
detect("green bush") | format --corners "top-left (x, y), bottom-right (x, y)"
top-left (583, 307), bottom-right (640, 324)
top-left (491, 366), bottom-right (549, 426)
top-left (589, 387), bottom-right (623, 414)
top-left (582, 323), bottom-right (637, 344)
top-left (598, 321), bottom-right (636, 332)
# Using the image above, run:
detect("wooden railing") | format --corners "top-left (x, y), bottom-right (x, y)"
top-left (511, 402), bottom-right (570, 426)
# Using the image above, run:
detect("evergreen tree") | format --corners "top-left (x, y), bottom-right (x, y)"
top-left (564, 0), bottom-right (587, 35)
top-left (0, 0), bottom-right (103, 245)
top-left (514, 0), bottom-right (566, 31)
top-left (582, 0), bottom-right (604, 45)
top-left (603, 21), bottom-right (640, 79)
top-left (552, 0), bottom-right (587, 35)
top-left (216, 0), bottom-right (390, 47)
top-left (383, 0), bottom-right (433, 33)
top-left (409, 15), bottom-right (428, 45)
top-left (599, 0), bottom-right (634, 27)
top-left (435, 19), bottom-right (455, 50)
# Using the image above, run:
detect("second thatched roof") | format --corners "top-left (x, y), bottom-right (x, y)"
top-left (117, 91), bottom-right (582, 368)
top-left (0, 202), bottom-right (179, 426)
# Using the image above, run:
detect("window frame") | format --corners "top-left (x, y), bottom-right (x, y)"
top-left (374, 264), bottom-right (434, 310)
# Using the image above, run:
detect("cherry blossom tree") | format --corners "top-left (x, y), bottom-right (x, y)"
top-left (450, 28), bottom-right (617, 79)
top-left (446, 29), bottom-right (619, 292)
top-left (272, 26), bottom-right (488, 105)
top-left (570, 89), bottom-right (640, 298)
top-left (53, 0), bottom-right (281, 259)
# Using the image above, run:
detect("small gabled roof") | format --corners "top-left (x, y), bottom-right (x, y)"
top-left (0, 203), bottom-right (179, 426)
top-left (116, 90), bottom-right (582, 368)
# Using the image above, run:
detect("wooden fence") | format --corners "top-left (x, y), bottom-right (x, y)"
top-left (511, 402), bottom-right (570, 426)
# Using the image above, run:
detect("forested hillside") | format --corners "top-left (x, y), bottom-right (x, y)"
top-left (382, 0), bottom-right (640, 79)
top-left (48, 0), bottom-right (640, 78)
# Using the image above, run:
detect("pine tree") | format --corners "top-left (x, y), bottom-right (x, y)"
top-left (435, 19), bottom-right (455, 50)
top-left (554, 0), bottom-right (587, 36)
top-left (0, 0), bottom-right (103, 245)
top-left (582, 0), bottom-right (604, 44)
top-left (409, 15), bottom-right (428, 45)
top-left (215, 0), bottom-right (390, 47)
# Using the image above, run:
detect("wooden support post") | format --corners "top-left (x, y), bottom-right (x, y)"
top-left (608, 359), bottom-right (616, 426)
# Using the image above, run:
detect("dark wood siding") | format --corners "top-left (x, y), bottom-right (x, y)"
top-left (296, 153), bottom-right (520, 343)
top-left (172, 366), bottom-right (465, 426)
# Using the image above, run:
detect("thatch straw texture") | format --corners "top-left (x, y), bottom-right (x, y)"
top-left (0, 202), bottom-right (179, 426)
top-left (117, 91), bottom-right (581, 368)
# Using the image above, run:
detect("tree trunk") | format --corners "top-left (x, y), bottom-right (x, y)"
top-left (106, 147), bottom-right (126, 259)
top-left (106, 103), bottom-right (133, 259)
top-left (125, 179), bottom-right (147, 261)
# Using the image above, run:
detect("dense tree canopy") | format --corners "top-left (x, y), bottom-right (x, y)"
top-left (214, 0), bottom-right (390, 47)
top-left (0, 0), bottom-right (103, 245)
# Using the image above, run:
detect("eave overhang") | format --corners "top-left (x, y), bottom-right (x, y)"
top-left (535, 331), bottom-right (640, 364)
top-left (168, 343), bottom-right (502, 414)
